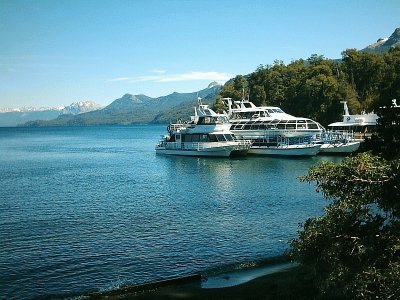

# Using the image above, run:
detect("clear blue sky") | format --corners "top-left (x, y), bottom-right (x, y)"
top-left (0, 0), bottom-right (399, 108)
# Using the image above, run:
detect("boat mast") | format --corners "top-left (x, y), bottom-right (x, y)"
top-left (340, 101), bottom-right (350, 116)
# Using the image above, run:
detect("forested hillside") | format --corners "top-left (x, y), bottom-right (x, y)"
top-left (215, 48), bottom-right (400, 126)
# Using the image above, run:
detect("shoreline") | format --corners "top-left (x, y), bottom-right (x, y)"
top-left (86, 256), bottom-right (315, 300)
top-left (87, 265), bottom-right (314, 300)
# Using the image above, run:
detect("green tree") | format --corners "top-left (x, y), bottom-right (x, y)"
top-left (212, 96), bottom-right (227, 113)
top-left (341, 49), bottom-right (385, 110)
top-left (365, 105), bottom-right (400, 160)
top-left (248, 65), bottom-right (268, 106)
top-left (265, 61), bottom-right (287, 106)
top-left (217, 47), bottom-right (400, 127)
top-left (376, 47), bottom-right (400, 109)
top-left (219, 75), bottom-right (248, 102)
top-left (291, 153), bottom-right (400, 299)
top-left (250, 84), bottom-right (266, 106)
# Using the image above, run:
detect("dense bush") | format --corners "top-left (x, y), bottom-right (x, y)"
top-left (290, 152), bottom-right (400, 299)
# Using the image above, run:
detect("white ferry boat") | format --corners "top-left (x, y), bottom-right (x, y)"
top-left (156, 102), bottom-right (252, 157)
top-left (318, 100), bottom-right (379, 154)
top-left (224, 98), bottom-right (325, 139)
top-left (223, 98), bottom-right (324, 156)
top-left (327, 101), bottom-right (379, 138)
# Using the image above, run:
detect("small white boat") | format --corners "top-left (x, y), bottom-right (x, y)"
top-left (156, 101), bottom-right (252, 157)
top-left (249, 143), bottom-right (321, 156)
top-left (319, 141), bottom-right (361, 154)
top-left (316, 130), bottom-right (362, 154)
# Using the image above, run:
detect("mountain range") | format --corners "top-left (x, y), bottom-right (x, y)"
top-left (0, 101), bottom-right (102, 127)
top-left (20, 83), bottom-right (221, 127)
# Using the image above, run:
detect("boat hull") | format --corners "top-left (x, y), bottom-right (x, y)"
top-left (156, 148), bottom-right (232, 157)
top-left (155, 141), bottom-right (251, 157)
top-left (248, 144), bottom-right (321, 156)
top-left (318, 141), bottom-right (361, 154)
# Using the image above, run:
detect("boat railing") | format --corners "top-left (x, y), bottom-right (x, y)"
top-left (322, 130), bottom-right (357, 142)
top-left (167, 123), bottom-right (193, 132)
top-left (252, 135), bottom-right (313, 147)
top-left (277, 136), bottom-right (313, 146)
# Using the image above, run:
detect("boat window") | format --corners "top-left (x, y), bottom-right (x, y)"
top-left (182, 134), bottom-right (189, 142)
top-left (170, 135), bottom-right (176, 142)
top-left (199, 134), bottom-right (208, 142)
top-left (223, 134), bottom-right (234, 141)
top-left (251, 113), bottom-right (259, 119)
top-left (277, 123), bottom-right (286, 129)
top-left (209, 134), bottom-right (218, 142)
top-left (306, 121), bottom-right (319, 129)
top-left (197, 117), bottom-right (214, 125)
top-left (286, 123), bottom-right (296, 129)
top-left (232, 113), bottom-right (241, 119)
top-left (217, 116), bottom-right (228, 123)
top-left (273, 108), bottom-right (285, 113)
top-left (192, 134), bottom-right (200, 142)
top-left (215, 134), bottom-right (226, 142)
top-left (296, 120), bottom-right (306, 129)
top-left (240, 112), bottom-right (255, 119)
top-left (267, 109), bottom-right (274, 113)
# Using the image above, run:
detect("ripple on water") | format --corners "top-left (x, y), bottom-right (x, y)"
top-left (0, 126), bottom-right (338, 299)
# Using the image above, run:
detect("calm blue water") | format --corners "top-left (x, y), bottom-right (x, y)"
top-left (0, 125), bottom-right (341, 299)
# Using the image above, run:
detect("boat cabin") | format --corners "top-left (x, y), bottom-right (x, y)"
top-left (170, 133), bottom-right (236, 143)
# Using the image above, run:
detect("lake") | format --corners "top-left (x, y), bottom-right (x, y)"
top-left (0, 125), bottom-right (342, 299)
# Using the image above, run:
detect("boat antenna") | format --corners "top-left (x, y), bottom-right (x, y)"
top-left (197, 93), bottom-right (203, 105)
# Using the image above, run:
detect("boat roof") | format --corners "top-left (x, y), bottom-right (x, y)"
top-left (196, 104), bottom-right (220, 117)
top-left (329, 122), bottom-right (362, 127)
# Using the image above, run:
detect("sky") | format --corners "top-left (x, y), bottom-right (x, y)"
top-left (0, 0), bottom-right (399, 108)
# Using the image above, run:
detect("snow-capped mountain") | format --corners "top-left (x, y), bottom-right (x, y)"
top-left (61, 101), bottom-right (103, 115)
top-left (0, 101), bottom-right (103, 127)
top-left (362, 27), bottom-right (400, 54)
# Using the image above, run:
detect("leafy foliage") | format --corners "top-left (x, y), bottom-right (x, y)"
top-left (219, 48), bottom-right (400, 127)
top-left (291, 153), bottom-right (400, 299)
